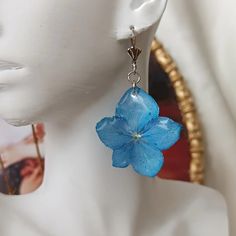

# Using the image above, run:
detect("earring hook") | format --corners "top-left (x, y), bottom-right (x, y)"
top-left (127, 26), bottom-right (142, 87)
top-left (128, 25), bottom-right (142, 63)
top-left (129, 25), bottom-right (136, 48)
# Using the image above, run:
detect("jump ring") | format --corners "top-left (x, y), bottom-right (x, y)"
top-left (128, 71), bottom-right (141, 85)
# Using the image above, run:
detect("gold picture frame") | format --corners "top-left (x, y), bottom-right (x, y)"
top-left (151, 38), bottom-right (205, 184)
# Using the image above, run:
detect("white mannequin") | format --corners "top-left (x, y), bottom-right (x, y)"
top-left (0, 0), bottom-right (228, 235)
top-left (157, 1), bottom-right (235, 234)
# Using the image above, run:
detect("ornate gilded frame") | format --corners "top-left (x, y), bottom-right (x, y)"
top-left (151, 38), bottom-right (205, 184)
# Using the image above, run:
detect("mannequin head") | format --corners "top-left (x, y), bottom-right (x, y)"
top-left (0, 0), bottom-right (167, 126)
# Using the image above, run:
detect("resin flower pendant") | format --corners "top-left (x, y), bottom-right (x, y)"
top-left (96, 87), bottom-right (182, 177)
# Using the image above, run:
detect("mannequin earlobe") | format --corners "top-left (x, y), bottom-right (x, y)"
top-left (115, 0), bottom-right (167, 40)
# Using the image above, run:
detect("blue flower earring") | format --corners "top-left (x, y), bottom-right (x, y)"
top-left (96, 26), bottom-right (182, 177)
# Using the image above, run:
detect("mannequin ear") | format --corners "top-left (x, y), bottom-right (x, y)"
top-left (115, 0), bottom-right (167, 40)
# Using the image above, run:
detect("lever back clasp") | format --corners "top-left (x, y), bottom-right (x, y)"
top-left (127, 26), bottom-right (142, 63)
top-left (130, 25), bottom-right (136, 48)
top-left (127, 26), bottom-right (142, 87)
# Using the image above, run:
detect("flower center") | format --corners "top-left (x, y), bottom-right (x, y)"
top-left (132, 132), bottom-right (142, 141)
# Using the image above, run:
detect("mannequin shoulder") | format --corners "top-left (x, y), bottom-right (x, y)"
top-left (136, 178), bottom-right (229, 236)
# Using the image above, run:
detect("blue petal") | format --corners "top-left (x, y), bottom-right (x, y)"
top-left (96, 117), bottom-right (132, 150)
top-left (115, 87), bottom-right (159, 132)
top-left (112, 144), bottom-right (133, 168)
top-left (141, 117), bottom-right (182, 151)
top-left (131, 143), bottom-right (164, 177)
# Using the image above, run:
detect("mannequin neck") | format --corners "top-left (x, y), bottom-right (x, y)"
top-left (42, 45), bottom-right (151, 201)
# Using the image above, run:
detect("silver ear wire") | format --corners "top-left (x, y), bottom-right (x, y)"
top-left (129, 25), bottom-right (136, 48)
top-left (127, 26), bottom-right (142, 88)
